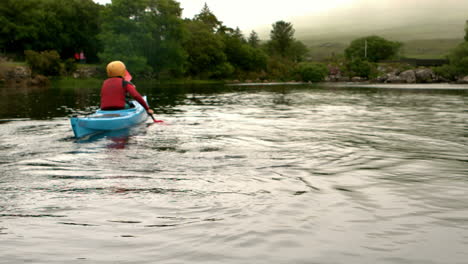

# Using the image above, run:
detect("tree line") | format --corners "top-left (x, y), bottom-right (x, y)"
top-left (0, 0), bottom-right (314, 81)
top-left (1, 0), bottom-right (466, 81)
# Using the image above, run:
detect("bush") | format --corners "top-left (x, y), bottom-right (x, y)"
top-left (24, 50), bottom-right (62, 76)
top-left (448, 42), bottom-right (468, 76)
top-left (345, 35), bottom-right (401, 62)
top-left (433, 64), bottom-right (458, 80)
top-left (296, 63), bottom-right (328, 82)
top-left (345, 58), bottom-right (373, 78)
top-left (266, 57), bottom-right (296, 81)
top-left (63, 58), bottom-right (77, 75)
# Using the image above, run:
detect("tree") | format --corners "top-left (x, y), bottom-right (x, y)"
top-left (0, 0), bottom-right (102, 60)
top-left (248, 31), bottom-right (260, 48)
top-left (222, 28), bottom-right (266, 73)
top-left (184, 20), bottom-right (229, 78)
top-left (448, 42), bottom-right (468, 76)
top-left (287, 40), bottom-right (308, 62)
top-left (345, 36), bottom-right (401, 62)
top-left (0, 0), bottom-right (41, 54)
top-left (296, 63), bottom-right (328, 82)
top-left (465, 20), bottom-right (468, 42)
top-left (194, 3), bottom-right (221, 32)
top-left (99, 0), bottom-right (187, 77)
top-left (269, 21), bottom-right (295, 57)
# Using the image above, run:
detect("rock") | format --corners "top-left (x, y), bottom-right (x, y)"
top-left (399, 70), bottom-right (416, 83)
top-left (375, 75), bottom-right (387, 83)
top-left (28, 75), bottom-right (49, 86)
top-left (456, 76), bottom-right (468, 84)
top-left (351, 76), bottom-right (366, 82)
top-left (73, 67), bottom-right (99, 78)
top-left (385, 73), bottom-right (404, 83)
top-left (337, 76), bottom-right (351, 82)
top-left (6, 66), bottom-right (31, 79)
top-left (415, 68), bottom-right (435, 83)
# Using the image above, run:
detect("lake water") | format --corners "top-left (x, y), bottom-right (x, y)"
top-left (0, 81), bottom-right (467, 264)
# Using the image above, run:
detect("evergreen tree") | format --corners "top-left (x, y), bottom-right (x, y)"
top-left (248, 31), bottom-right (260, 48)
top-left (194, 3), bottom-right (221, 32)
top-left (269, 21), bottom-right (295, 57)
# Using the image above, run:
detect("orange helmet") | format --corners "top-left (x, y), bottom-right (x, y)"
top-left (106, 61), bottom-right (126, 77)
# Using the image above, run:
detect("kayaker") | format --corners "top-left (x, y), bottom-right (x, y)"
top-left (101, 61), bottom-right (154, 116)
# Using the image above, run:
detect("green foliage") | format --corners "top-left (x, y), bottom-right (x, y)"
top-left (345, 58), bottom-right (373, 78)
top-left (63, 58), bottom-right (77, 75)
top-left (184, 20), bottom-right (227, 78)
top-left (447, 41), bottom-right (468, 76)
top-left (345, 36), bottom-right (402, 62)
top-left (248, 31), bottom-right (260, 48)
top-left (296, 63), bottom-right (328, 82)
top-left (266, 57), bottom-right (296, 81)
top-left (99, 0), bottom-right (187, 77)
top-left (465, 20), bottom-right (468, 42)
top-left (25, 50), bottom-right (62, 76)
top-left (194, 3), bottom-right (222, 32)
top-left (0, 0), bottom-right (102, 61)
top-left (287, 40), bottom-right (309, 62)
top-left (269, 21), bottom-right (295, 57)
top-left (222, 29), bottom-right (267, 74)
top-left (433, 64), bottom-right (458, 80)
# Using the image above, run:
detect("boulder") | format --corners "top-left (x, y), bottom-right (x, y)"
top-left (399, 70), bottom-right (416, 83)
top-left (7, 66), bottom-right (31, 79)
top-left (351, 76), bottom-right (366, 82)
top-left (415, 68), bottom-right (435, 83)
top-left (375, 75), bottom-right (388, 83)
top-left (385, 73), bottom-right (404, 83)
top-left (28, 75), bottom-right (49, 86)
top-left (73, 67), bottom-right (99, 78)
top-left (456, 76), bottom-right (468, 84)
top-left (337, 76), bottom-right (351, 82)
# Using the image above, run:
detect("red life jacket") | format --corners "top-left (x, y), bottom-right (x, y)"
top-left (100, 77), bottom-right (149, 111)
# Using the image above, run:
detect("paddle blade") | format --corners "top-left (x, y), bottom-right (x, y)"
top-left (148, 113), bottom-right (164, 124)
top-left (124, 70), bottom-right (132, 81)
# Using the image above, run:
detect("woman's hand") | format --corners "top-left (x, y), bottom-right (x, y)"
top-left (147, 109), bottom-right (154, 115)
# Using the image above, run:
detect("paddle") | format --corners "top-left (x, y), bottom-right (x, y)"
top-left (124, 70), bottom-right (163, 123)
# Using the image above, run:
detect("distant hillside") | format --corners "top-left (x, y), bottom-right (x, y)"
top-left (253, 0), bottom-right (468, 61)
top-left (295, 22), bottom-right (465, 60)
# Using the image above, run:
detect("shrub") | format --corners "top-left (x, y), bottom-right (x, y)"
top-left (345, 58), bottom-right (373, 78)
top-left (433, 64), bottom-right (458, 80)
top-left (266, 56), bottom-right (296, 81)
top-left (448, 42), bottom-right (468, 76)
top-left (63, 58), bottom-right (77, 75)
top-left (24, 50), bottom-right (62, 76)
top-left (345, 35), bottom-right (401, 62)
top-left (296, 63), bottom-right (328, 82)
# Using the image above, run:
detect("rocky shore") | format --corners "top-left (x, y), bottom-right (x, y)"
top-left (327, 65), bottom-right (468, 84)
top-left (2, 64), bottom-right (468, 86)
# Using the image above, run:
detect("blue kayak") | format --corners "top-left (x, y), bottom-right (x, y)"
top-left (70, 97), bottom-right (148, 138)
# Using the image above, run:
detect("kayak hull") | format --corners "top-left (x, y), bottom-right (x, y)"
top-left (70, 98), bottom-right (148, 138)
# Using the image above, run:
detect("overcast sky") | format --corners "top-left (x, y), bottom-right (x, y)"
top-left (93, 0), bottom-right (468, 37)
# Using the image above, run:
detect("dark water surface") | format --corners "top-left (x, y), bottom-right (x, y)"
top-left (0, 81), bottom-right (467, 263)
